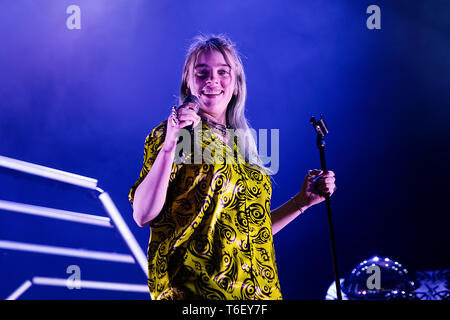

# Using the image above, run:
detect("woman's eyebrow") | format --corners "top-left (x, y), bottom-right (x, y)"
top-left (194, 63), bottom-right (231, 69)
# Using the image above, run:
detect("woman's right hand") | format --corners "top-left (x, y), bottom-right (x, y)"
top-left (162, 103), bottom-right (201, 152)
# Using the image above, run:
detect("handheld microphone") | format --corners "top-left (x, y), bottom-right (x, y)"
top-left (176, 95), bottom-right (200, 163)
top-left (181, 94), bottom-right (200, 132)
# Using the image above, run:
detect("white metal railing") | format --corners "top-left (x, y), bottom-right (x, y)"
top-left (5, 278), bottom-right (148, 300)
top-left (0, 155), bottom-right (98, 190)
top-left (0, 155), bottom-right (148, 299)
top-left (0, 240), bottom-right (136, 263)
top-left (0, 200), bottom-right (112, 227)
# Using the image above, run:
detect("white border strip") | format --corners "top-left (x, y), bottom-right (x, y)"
top-left (98, 192), bottom-right (148, 275)
top-left (0, 240), bottom-right (135, 263)
top-left (0, 200), bottom-right (112, 228)
top-left (5, 280), bottom-right (32, 300)
top-left (32, 277), bottom-right (148, 293)
top-left (0, 155), bottom-right (98, 190)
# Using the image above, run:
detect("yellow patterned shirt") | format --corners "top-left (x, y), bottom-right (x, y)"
top-left (129, 120), bottom-right (282, 300)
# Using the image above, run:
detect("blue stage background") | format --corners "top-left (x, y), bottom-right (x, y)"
top-left (1, 0), bottom-right (449, 299)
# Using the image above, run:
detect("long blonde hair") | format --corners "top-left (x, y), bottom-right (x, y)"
top-left (179, 34), bottom-right (273, 176)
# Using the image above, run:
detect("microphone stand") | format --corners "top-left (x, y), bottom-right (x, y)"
top-left (310, 115), bottom-right (342, 301)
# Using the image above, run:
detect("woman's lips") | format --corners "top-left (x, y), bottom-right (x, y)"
top-left (201, 90), bottom-right (223, 97)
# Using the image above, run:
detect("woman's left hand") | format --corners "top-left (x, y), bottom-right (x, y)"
top-left (296, 169), bottom-right (337, 209)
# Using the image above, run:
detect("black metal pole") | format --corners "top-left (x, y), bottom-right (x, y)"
top-left (317, 134), bottom-right (342, 300)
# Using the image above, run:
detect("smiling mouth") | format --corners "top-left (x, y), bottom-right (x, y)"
top-left (201, 90), bottom-right (224, 97)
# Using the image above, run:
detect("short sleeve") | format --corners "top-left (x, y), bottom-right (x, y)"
top-left (128, 120), bottom-right (173, 207)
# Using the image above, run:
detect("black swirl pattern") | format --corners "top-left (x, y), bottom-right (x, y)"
top-left (246, 202), bottom-right (267, 227)
top-left (214, 218), bottom-right (237, 243)
top-left (187, 236), bottom-right (213, 261)
top-left (253, 227), bottom-right (271, 245)
top-left (213, 252), bottom-right (238, 293)
top-left (241, 278), bottom-right (256, 300)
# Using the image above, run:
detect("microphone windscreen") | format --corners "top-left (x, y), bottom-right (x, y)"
top-left (183, 95), bottom-right (200, 113)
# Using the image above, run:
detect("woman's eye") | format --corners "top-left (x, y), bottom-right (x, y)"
top-left (218, 70), bottom-right (229, 75)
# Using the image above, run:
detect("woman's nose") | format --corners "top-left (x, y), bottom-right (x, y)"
top-left (207, 73), bottom-right (219, 84)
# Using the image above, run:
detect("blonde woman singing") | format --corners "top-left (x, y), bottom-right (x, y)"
top-left (129, 35), bottom-right (336, 300)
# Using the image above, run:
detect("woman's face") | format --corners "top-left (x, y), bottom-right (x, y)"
top-left (189, 49), bottom-right (237, 118)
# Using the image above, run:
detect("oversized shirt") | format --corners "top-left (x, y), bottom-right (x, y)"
top-left (128, 120), bottom-right (282, 300)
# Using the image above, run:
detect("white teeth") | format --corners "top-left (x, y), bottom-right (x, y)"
top-left (202, 90), bottom-right (223, 95)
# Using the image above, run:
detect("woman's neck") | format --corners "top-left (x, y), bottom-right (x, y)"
top-left (198, 110), bottom-right (227, 126)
